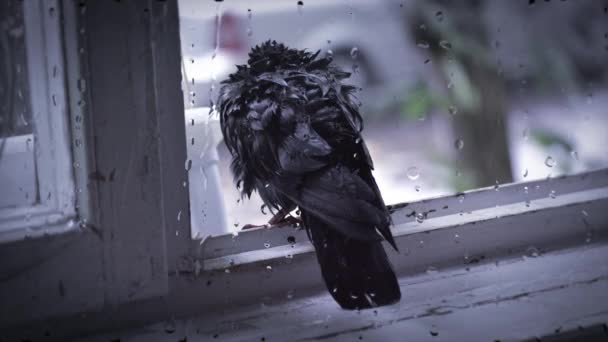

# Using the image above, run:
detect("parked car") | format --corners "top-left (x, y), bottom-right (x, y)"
top-left (178, 0), bottom-right (425, 114)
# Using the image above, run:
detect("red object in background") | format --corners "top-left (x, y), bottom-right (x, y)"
top-left (214, 12), bottom-right (245, 53)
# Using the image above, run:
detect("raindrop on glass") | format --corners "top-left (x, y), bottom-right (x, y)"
top-left (297, 1), bottom-right (303, 14)
top-left (494, 181), bottom-right (500, 191)
top-left (350, 46), bottom-right (359, 59)
top-left (570, 150), bottom-right (579, 161)
top-left (448, 105), bottom-right (457, 115)
top-left (417, 41), bottom-right (430, 49)
top-left (415, 185), bottom-right (421, 192)
top-left (549, 190), bottom-right (556, 199)
top-left (163, 319), bottom-right (176, 334)
top-left (526, 246), bottom-right (540, 258)
top-left (523, 168), bottom-right (529, 178)
top-left (266, 265), bottom-right (273, 272)
top-left (415, 212), bottom-right (425, 223)
top-left (246, 27), bottom-right (253, 37)
top-left (177, 210), bottom-right (182, 222)
top-left (544, 156), bottom-right (555, 168)
top-left (522, 128), bottom-right (529, 140)
top-left (435, 10), bottom-right (444, 22)
top-left (264, 242), bottom-right (271, 249)
top-left (260, 204), bottom-right (268, 215)
top-left (406, 166), bottom-right (419, 180)
top-left (454, 138), bottom-right (464, 150)
top-left (439, 40), bottom-right (451, 50)
top-left (458, 194), bottom-right (465, 203)
top-left (426, 266), bottom-right (438, 274)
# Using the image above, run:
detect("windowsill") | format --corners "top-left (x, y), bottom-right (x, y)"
top-left (200, 169), bottom-right (608, 272)
top-left (4, 169), bottom-right (608, 341)
top-left (93, 242), bottom-right (608, 342)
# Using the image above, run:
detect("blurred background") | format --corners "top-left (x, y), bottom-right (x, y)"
top-left (177, 0), bottom-right (608, 236)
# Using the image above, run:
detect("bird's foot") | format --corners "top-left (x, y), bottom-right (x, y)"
top-left (241, 210), bottom-right (302, 230)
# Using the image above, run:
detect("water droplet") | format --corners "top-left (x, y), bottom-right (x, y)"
top-left (430, 330), bottom-right (439, 337)
top-left (523, 186), bottom-right (529, 194)
top-left (332, 287), bottom-right (338, 293)
top-left (415, 185), bottom-right (421, 192)
top-left (525, 200), bottom-right (531, 207)
top-left (285, 254), bottom-right (293, 259)
top-left (349, 293), bottom-right (359, 299)
top-left (224, 268), bottom-right (231, 274)
top-left (417, 41), bottom-right (430, 49)
top-left (544, 156), bottom-right (555, 168)
top-left (246, 27), bottom-right (253, 37)
top-left (352, 64), bottom-right (360, 74)
top-left (164, 319), bottom-right (176, 334)
top-left (523, 168), bottom-right (529, 178)
top-left (526, 246), bottom-right (540, 258)
top-left (522, 128), bottom-right (529, 140)
top-left (570, 150), bottom-right (579, 161)
top-left (406, 166), bottom-right (419, 180)
top-left (233, 222), bottom-right (239, 228)
top-left (266, 265), bottom-right (273, 272)
top-left (581, 210), bottom-right (589, 217)
top-left (350, 46), bottom-right (359, 59)
top-left (177, 210), bottom-right (182, 222)
top-left (454, 234), bottom-right (460, 243)
top-left (185, 159), bottom-right (192, 171)
top-left (454, 138), bottom-right (464, 150)
top-left (415, 212), bottom-right (425, 223)
top-left (494, 181), bottom-right (500, 191)
top-left (264, 183), bottom-right (270, 188)
top-left (286, 290), bottom-right (295, 299)
top-left (448, 105), bottom-right (457, 115)
top-left (297, 1), bottom-right (304, 14)
top-left (260, 204), bottom-right (268, 215)
top-left (439, 40), bottom-right (451, 50)
top-left (264, 242), bottom-right (271, 249)
top-left (426, 266), bottom-right (438, 274)
top-left (435, 11), bottom-right (444, 22)
top-left (549, 190), bottom-right (556, 199)
top-left (457, 194), bottom-right (465, 203)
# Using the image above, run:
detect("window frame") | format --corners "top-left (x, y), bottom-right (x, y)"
top-left (0, 0), bottom-right (76, 242)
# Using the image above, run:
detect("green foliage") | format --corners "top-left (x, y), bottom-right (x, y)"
top-left (400, 82), bottom-right (434, 120)
top-left (531, 129), bottom-right (573, 152)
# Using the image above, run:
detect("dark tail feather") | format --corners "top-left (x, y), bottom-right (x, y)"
top-left (303, 212), bottom-right (401, 310)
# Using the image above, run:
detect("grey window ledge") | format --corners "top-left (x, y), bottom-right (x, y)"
top-left (5, 169), bottom-right (608, 341)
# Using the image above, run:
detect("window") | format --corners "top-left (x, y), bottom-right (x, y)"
top-left (2, 1), bottom-right (607, 341)
top-left (0, 0), bottom-right (77, 242)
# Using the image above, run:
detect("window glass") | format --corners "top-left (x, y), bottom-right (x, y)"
top-left (178, 0), bottom-right (608, 237)
top-left (0, 0), bottom-right (36, 208)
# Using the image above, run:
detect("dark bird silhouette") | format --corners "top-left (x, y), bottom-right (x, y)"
top-left (217, 41), bottom-right (401, 309)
